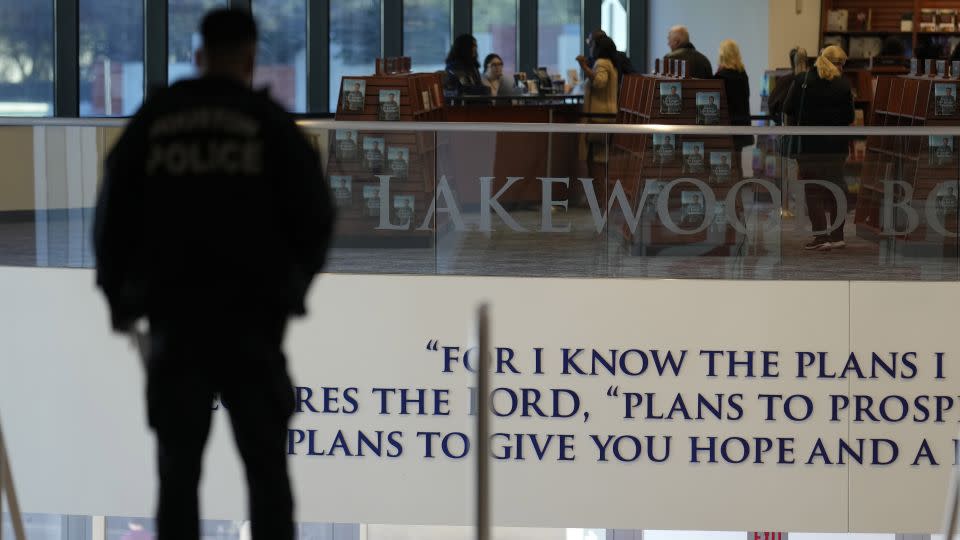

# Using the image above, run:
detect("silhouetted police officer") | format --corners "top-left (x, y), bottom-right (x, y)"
top-left (93, 8), bottom-right (334, 540)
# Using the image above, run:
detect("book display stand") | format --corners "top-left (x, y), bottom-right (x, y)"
top-left (610, 61), bottom-right (743, 255)
top-left (328, 72), bottom-right (446, 247)
top-left (854, 69), bottom-right (960, 255)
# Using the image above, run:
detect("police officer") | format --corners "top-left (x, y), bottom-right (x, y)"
top-left (93, 8), bottom-right (334, 540)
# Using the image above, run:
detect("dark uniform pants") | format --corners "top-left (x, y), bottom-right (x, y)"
top-left (146, 313), bottom-right (296, 540)
top-left (799, 154), bottom-right (847, 241)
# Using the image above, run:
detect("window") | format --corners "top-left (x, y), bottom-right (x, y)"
top-left (473, 0), bottom-right (517, 75)
top-left (537, 0), bottom-right (581, 82)
top-left (168, 0), bottom-right (227, 85)
top-left (79, 0), bottom-right (144, 116)
top-left (404, 0), bottom-right (451, 74)
top-left (330, 0), bottom-right (381, 112)
top-left (0, 1), bottom-right (54, 116)
top-left (252, 0), bottom-right (306, 112)
top-left (601, 0), bottom-right (628, 56)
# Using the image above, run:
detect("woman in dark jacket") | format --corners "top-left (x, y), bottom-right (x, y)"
top-left (768, 47), bottom-right (809, 125)
top-left (783, 45), bottom-right (855, 251)
top-left (444, 34), bottom-right (489, 98)
top-left (713, 39), bottom-right (753, 151)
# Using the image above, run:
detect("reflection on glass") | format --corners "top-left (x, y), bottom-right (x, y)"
top-left (168, 0), bottom-right (228, 85)
top-left (537, 0), bottom-right (580, 83)
top-left (79, 0), bottom-right (145, 116)
top-left (329, 0), bottom-right (381, 112)
top-left (105, 516), bottom-right (248, 539)
top-left (0, 1), bottom-right (54, 116)
top-left (252, 0), bottom-right (306, 112)
top-left (404, 0), bottom-right (452, 74)
top-left (0, 123), bottom-right (958, 281)
top-left (473, 0), bottom-right (517, 75)
top-left (600, 0), bottom-right (628, 55)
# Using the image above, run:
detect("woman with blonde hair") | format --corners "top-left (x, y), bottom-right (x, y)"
top-left (784, 45), bottom-right (855, 250)
top-left (714, 39), bottom-right (752, 150)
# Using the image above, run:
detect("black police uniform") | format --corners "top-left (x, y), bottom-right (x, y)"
top-left (94, 76), bottom-right (335, 540)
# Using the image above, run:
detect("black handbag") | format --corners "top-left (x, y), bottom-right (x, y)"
top-left (784, 71), bottom-right (811, 159)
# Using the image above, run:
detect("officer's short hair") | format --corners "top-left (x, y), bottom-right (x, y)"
top-left (201, 8), bottom-right (258, 53)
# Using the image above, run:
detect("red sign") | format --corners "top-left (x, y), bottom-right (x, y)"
top-left (749, 533), bottom-right (787, 540)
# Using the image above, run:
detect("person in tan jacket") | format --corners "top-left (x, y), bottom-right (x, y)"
top-left (576, 34), bottom-right (619, 181)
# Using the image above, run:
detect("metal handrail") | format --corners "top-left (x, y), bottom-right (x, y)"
top-left (0, 416), bottom-right (25, 540)
top-left (6, 116), bottom-right (960, 137)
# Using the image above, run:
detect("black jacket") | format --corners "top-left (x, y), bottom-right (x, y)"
top-left (665, 43), bottom-right (713, 79)
top-left (783, 68), bottom-right (855, 155)
top-left (767, 72), bottom-right (796, 125)
top-left (93, 77), bottom-right (335, 331)
top-left (714, 68), bottom-right (753, 149)
top-left (444, 60), bottom-right (489, 97)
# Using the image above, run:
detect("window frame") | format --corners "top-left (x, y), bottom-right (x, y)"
top-left (42, 0), bottom-right (648, 117)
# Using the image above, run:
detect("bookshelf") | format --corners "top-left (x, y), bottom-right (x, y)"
top-left (821, 0), bottom-right (960, 60)
top-left (853, 72), bottom-right (960, 254)
top-left (328, 72), bottom-right (446, 247)
top-left (610, 69), bottom-right (743, 255)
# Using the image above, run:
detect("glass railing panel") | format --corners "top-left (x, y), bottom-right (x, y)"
top-left (0, 120), bottom-right (956, 281)
top-left (313, 127), bottom-right (438, 275)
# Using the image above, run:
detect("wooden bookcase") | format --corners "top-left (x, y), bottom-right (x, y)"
top-left (820, 0), bottom-right (950, 125)
top-left (610, 72), bottom-right (743, 255)
top-left (853, 73), bottom-right (960, 254)
top-left (327, 73), bottom-right (445, 247)
top-left (820, 0), bottom-right (960, 58)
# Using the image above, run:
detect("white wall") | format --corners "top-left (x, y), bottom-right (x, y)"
top-left (768, 0), bottom-right (822, 69)
top-left (647, 0), bottom-right (770, 114)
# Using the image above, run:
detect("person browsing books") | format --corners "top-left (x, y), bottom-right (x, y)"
top-left (713, 39), bottom-right (753, 150)
top-left (664, 25), bottom-right (712, 79)
top-left (444, 34), bottom-right (489, 98)
top-left (783, 45), bottom-right (855, 251)
top-left (768, 47), bottom-right (809, 125)
top-left (576, 34), bottom-right (619, 183)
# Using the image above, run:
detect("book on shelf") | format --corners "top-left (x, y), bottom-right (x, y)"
top-left (938, 10), bottom-right (957, 32)
top-left (330, 176), bottom-right (353, 208)
top-left (920, 9), bottom-right (938, 32)
top-left (822, 35), bottom-right (845, 51)
top-left (901, 12), bottom-right (913, 32)
top-left (849, 37), bottom-right (882, 59)
top-left (848, 9), bottom-right (871, 32)
top-left (827, 9), bottom-right (848, 32)
top-left (852, 140), bottom-right (866, 162)
top-left (929, 136), bottom-right (954, 167)
top-left (681, 142), bottom-right (706, 175)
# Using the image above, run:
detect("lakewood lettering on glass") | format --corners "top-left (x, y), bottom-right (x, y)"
top-left (355, 175), bottom-right (960, 238)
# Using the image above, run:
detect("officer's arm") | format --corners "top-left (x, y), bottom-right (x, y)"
top-left (282, 120), bottom-right (336, 277)
top-left (93, 111), bottom-right (149, 331)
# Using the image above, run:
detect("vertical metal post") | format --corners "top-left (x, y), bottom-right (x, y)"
top-left (629, 0), bottom-right (648, 73)
top-left (144, 0), bottom-right (169, 98)
top-left (944, 461), bottom-right (960, 540)
top-left (307, 0), bottom-right (330, 112)
top-left (475, 304), bottom-right (490, 540)
top-left (452, 0), bottom-right (472, 41)
top-left (383, 0), bottom-right (403, 58)
top-left (0, 421), bottom-right (25, 540)
top-left (583, 0), bottom-right (601, 39)
top-left (227, 0), bottom-right (251, 11)
top-left (54, 0), bottom-right (79, 117)
top-left (517, 0), bottom-right (537, 75)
